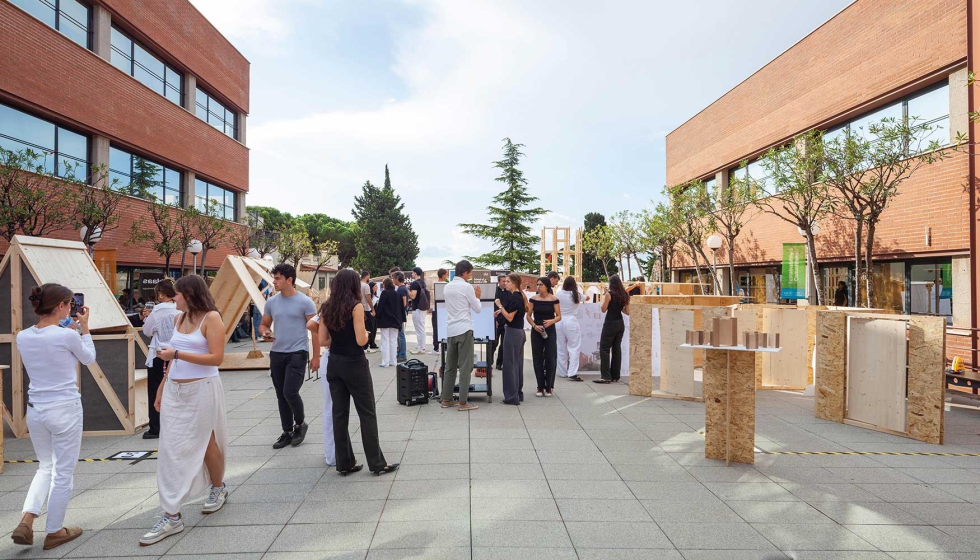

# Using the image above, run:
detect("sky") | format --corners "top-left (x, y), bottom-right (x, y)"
top-left (190, 0), bottom-right (854, 271)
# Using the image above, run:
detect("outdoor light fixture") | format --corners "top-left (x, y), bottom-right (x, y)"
top-left (247, 248), bottom-right (261, 259)
top-left (189, 239), bottom-right (203, 275)
top-left (79, 226), bottom-right (103, 256)
top-left (706, 234), bottom-right (723, 295)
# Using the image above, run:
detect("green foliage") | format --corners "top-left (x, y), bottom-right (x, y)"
top-left (0, 148), bottom-right (74, 242)
top-left (459, 138), bottom-right (547, 273)
top-left (296, 213), bottom-right (358, 266)
top-left (247, 206), bottom-right (294, 232)
top-left (274, 222), bottom-right (313, 269)
top-left (192, 199), bottom-right (232, 273)
top-left (582, 224), bottom-right (619, 281)
top-left (639, 204), bottom-right (679, 282)
top-left (351, 167), bottom-right (419, 274)
top-left (72, 164), bottom-right (124, 247)
top-left (582, 212), bottom-right (616, 281)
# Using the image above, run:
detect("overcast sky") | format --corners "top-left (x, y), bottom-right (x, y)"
top-left (191, 0), bottom-right (853, 271)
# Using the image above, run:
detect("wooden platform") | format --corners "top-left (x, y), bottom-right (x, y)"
top-left (219, 351), bottom-right (271, 371)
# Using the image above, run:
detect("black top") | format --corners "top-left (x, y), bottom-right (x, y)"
top-left (410, 279), bottom-right (425, 306)
top-left (376, 289), bottom-right (404, 329)
top-left (605, 298), bottom-right (625, 322)
top-left (503, 291), bottom-right (525, 329)
top-left (530, 298), bottom-right (557, 326)
top-left (834, 287), bottom-right (848, 306)
top-left (327, 310), bottom-right (364, 358)
top-left (494, 285), bottom-right (509, 326)
top-left (397, 285), bottom-right (409, 321)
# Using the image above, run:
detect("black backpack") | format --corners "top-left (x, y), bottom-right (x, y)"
top-left (416, 280), bottom-right (430, 311)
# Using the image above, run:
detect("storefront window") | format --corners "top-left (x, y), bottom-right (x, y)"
top-left (866, 262), bottom-right (906, 314)
top-left (821, 266), bottom-right (851, 306)
top-left (737, 268), bottom-right (780, 304)
top-left (910, 262), bottom-right (952, 323)
top-left (676, 270), bottom-right (711, 294)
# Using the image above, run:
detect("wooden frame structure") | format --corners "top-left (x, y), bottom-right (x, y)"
top-left (1, 236), bottom-right (145, 437)
top-left (210, 255), bottom-right (277, 370)
top-left (540, 226), bottom-right (583, 281)
top-left (629, 304), bottom-right (718, 401)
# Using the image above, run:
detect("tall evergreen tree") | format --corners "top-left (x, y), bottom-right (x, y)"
top-left (351, 166), bottom-right (419, 274)
top-left (582, 212), bottom-right (617, 281)
top-left (459, 138), bottom-right (547, 272)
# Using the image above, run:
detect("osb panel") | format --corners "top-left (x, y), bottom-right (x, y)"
top-left (633, 295), bottom-right (692, 305)
top-left (762, 308), bottom-right (808, 388)
top-left (704, 348), bottom-right (756, 465)
top-left (907, 316), bottom-right (945, 444)
top-left (815, 311), bottom-right (846, 423)
top-left (807, 308), bottom-right (817, 385)
top-left (629, 304), bottom-right (654, 397)
top-left (733, 307), bottom-right (763, 388)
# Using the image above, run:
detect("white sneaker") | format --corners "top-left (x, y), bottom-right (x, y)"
top-left (379, 363), bottom-right (389, 368)
top-left (202, 484), bottom-right (227, 514)
top-left (535, 390), bottom-right (544, 397)
top-left (139, 515), bottom-right (184, 546)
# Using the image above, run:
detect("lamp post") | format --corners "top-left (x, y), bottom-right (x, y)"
top-left (797, 222), bottom-right (820, 303)
top-left (188, 239), bottom-right (203, 276)
top-left (246, 248), bottom-right (261, 259)
top-left (706, 234), bottom-right (723, 296)
top-left (79, 226), bottom-right (102, 257)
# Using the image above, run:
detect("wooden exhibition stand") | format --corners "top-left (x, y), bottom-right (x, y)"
top-left (0, 366), bottom-right (5, 473)
top-left (210, 256), bottom-right (275, 370)
top-left (1, 236), bottom-right (146, 437)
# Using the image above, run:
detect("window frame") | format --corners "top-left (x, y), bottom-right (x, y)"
top-left (10, 0), bottom-right (91, 50)
top-left (108, 145), bottom-right (183, 206)
top-left (194, 178), bottom-right (237, 221)
top-left (194, 87), bottom-right (238, 140)
top-left (0, 101), bottom-right (90, 178)
top-left (109, 25), bottom-right (183, 106)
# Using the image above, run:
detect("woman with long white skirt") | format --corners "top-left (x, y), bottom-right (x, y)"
top-left (307, 314), bottom-right (336, 466)
top-left (556, 276), bottom-right (585, 382)
top-left (11, 284), bottom-right (94, 551)
top-left (141, 275), bottom-right (229, 547)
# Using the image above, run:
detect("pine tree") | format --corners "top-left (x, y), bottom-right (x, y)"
top-left (582, 212), bottom-right (617, 281)
top-left (351, 166), bottom-right (419, 274)
top-left (459, 138), bottom-right (547, 272)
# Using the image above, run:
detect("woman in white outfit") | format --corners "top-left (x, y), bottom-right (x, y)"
top-left (556, 276), bottom-right (585, 382)
top-left (140, 279), bottom-right (179, 439)
top-left (11, 284), bottom-right (93, 551)
top-left (141, 275), bottom-right (229, 546)
top-left (307, 313), bottom-right (336, 466)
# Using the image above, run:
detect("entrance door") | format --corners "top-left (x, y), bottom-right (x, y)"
top-left (822, 266), bottom-right (850, 306)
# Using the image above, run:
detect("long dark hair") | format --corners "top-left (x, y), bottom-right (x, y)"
top-left (175, 275), bottom-right (218, 322)
top-left (608, 274), bottom-right (630, 308)
top-left (30, 283), bottom-right (73, 317)
top-left (536, 276), bottom-right (553, 295)
top-left (562, 277), bottom-right (580, 304)
top-left (507, 273), bottom-right (528, 310)
top-left (323, 269), bottom-right (361, 331)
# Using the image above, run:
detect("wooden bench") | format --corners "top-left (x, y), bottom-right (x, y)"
top-left (946, 370), bottom-right (980, 396)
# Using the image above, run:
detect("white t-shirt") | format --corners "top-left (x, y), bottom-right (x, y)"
top-left (16, 325), bottom-right (96, 403)
top-left (556, 289), bottom-right (583, 319)
top-left (443, 277), bottom-right (481, 338)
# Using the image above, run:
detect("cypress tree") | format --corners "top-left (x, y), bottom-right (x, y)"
top-left (459, 138), bottom-right (547, 272)
top-left (351, 166), bottom-right (419, 274)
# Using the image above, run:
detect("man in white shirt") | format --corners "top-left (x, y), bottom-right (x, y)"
top-left (441, 260), bottom-right (482, 411)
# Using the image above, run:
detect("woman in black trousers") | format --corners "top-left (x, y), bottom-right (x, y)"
top-left (594, 275), bottom-right (630, 384)
top-left (528, 277), bottom-right (561, 397)
top-left (320, 270), bottom-right (399, 476)
top-left (497, 273), bottom-right (529, 405)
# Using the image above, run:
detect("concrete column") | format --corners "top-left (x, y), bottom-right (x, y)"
top-left (235, 190), bottom-right (246, 221)
top-left (954, 256), bottom-right (971, 328)
top-left (237, 112), bottom-right (247, 145)
top-left (182, 74), bottom-right (197, 114)
top-left (91, 5), bottom-right (111, 61)
top-left (951, 67), bottom-right (969, 144)
top-left (90, 135), bottom-right (110, 185)
top-left (182, 171), bottom-right (196, 209)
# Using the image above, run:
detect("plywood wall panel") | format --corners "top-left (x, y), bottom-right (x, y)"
top-left (907, 316), bottom-right (945, 444)
top-left (704, 348), bottom-right (756, 465)
top-left (815, 311), bottom-right (846, 422)
top-left (846, 318), bottom-right (907, 433)
top-left (629, 304), bottom-right (653, 397)
top-left (660, 308), bottom-right (695, 397)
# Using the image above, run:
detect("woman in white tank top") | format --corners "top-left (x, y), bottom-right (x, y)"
top-left (140, 275), bottom-right (229, 547)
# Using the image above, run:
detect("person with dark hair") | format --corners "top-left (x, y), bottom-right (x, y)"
top-left (367, 280), bottom-right (380, 351)
top-left (441, 260), bottom-right (483, 411)
top-left (119, 288), bottom-right (134, 313)
top-left (392, 271), bottom-right (409, 362)
top-left (556, 276), bottom-right (584, 382)
top-left (321, 269), bottom-right (399, 476)
top-left (528, 277), bottom-right (561, 397)
top-left (627, 276), bottom-right (645, 297)
top-left (11, 284), bottom-right (93, 550)
top-left (430, 268), bottom-right (449, 354)
top-left (594, 275), bottom-right (631, 384)
top-left (834, 281), bottom-right (848, 306)
top-left (260, 263), bottom-right (318, 449)
top-left (547, 271), bottom-right (561, 289)
top-left (408, 267), bottom-right (430, 354)
top-left (488, 275), bottom-right (508, 370)
top-left (140, 278), bottom-right (180, 439)
top-left (375, 278), bottom-right (404, 367)
top-left (359, 271), bottom-right (378, 353)
top-left (497, 273), bottom-right (528, 405)
top-left (142, 275), bottom-right (228, 546)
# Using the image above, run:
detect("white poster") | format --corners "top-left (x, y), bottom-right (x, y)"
top-left (650, 307), bottom-right (661, 378)
top-left (577, 303), bottom-right (630, 376)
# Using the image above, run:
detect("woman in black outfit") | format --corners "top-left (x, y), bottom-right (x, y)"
top-left (320, 269), bottom-right (399, 476)
top-left (528, 277), bottom-right (562, 397)
top-left (594, 275), bottom-right (630, 384)
top-left (497, 273), bottom-right (529, 405)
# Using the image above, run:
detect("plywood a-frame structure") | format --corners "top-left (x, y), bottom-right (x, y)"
top-left (210, 256), bottom-right (277, 370)
top-left (249, 257), bottom-right (311, 294)
top-left (0, 236), bottom-right (144, 438)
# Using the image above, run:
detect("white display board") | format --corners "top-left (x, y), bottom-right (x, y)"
top-left (434, 282), bottom-right (497, 302)
top-left (435, 300), bottom-right (497, 342)
top-left (577, 302), bottom-right (630, 376)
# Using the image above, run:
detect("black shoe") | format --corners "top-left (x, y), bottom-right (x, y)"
top-left (568, 376), bottom-right (584, 382)
top-left (290, 423), bottom-right (309, 446)
top-left (372, 463), bottom-right (399, 476)
top-left (273, 432), bottom-right (293, 449)
top-left (142, 431), bottom-right (159, 440)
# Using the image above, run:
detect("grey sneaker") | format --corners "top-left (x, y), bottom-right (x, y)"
top-left (202, 484), bottom-right (227, 514)
top-left (139, 515), bottom-right (184, 546)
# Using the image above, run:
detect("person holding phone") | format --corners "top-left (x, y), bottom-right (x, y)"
top-left (11, 284), bottom-right (94, 550)
top-left (140, 279), bottom-right (179, 439)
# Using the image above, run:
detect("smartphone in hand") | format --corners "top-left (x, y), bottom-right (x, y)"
top-left (71, 293), bottom-right (85, 317)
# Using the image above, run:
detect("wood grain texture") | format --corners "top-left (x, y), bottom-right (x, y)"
top-left (907, 315), bottom-right (945, 444)
top-left (846, 318), bottom-right (907, 433)
top-left (219, 352), bottom-right (272, 370)
top-left (807, 308), bottom-right (817, 385)
top-left (733, 307), bottom-right (763, 388)
top-left (660, 308), bottom-right (695, 397)
top-left (815, 311), bottom-right (846, 423)
top-left (762, 308), bottom-right (808, 388)
top-left (628, 303), bottom-right (653, 397)
top-left (704, 348), bottom-right (756, 465)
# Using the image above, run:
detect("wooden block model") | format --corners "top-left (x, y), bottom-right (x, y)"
top-left (744, 331), bottom-right (756, 349)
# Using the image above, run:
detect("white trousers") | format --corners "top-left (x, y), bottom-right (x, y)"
top-left (380, 328), bottom-right (398, 366)
top-left (23, 398), bottom-right (83, 534)
top-left (556, 316), bottom-right (582, 378)
top-left (412, 309), bottom-right (426, 351)
top-left (157, 377), bottom-right (228, 515)
top-left (319, 350), bottom-right (336, 466)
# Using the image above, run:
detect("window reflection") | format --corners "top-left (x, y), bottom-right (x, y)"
top-left (10, 0), bottom-right (90, 49)
top-left (0, 102), bottom-right (88, 177)
top-left (109, 145), bottom-right (182, 205)
top-left (110, 26), bottom-right (183, 106)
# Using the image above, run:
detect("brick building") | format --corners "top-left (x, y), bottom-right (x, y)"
top-left (0, 0), bottom-right (249, 296)
top-left (666, 0), bottom-right (979, 341)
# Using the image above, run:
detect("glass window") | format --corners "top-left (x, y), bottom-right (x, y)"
top-left (907, 83), bottom-right (950, 150)
top-left (910, 261), bottom-right (952, 323)
top-left (747, 159), bottom-right (774, 194)
top-left (850, 102), bottom-right (903, 143)
top-left (0, 102), bottom-right (88, 177)
top-left (704, 177), bottom-right (716, 192)
top-left (194, 88), bottom-right (237, 140)
top-left (195, 179), bottom-right (236, 220)
top-left (109, 26), bottom-right (182, 106)
top-left (109, 145), bottom-right (181, 205)
top-left (10, 0), bottom-right (89, 49)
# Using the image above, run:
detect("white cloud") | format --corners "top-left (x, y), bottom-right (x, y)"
top-left (188, 0), bottom-right (292, 41)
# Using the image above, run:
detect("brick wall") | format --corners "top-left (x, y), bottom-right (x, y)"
top-left (98, 0), bottom-right (250, 113)
top-left (0, 1), bottom-right (248, 192)
top-left (666, 0), bottom-right (967, 185)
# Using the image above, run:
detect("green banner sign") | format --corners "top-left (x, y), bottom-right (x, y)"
top-left (780, 243), bottom-right (807, 300)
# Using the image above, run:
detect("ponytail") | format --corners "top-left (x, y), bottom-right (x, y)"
top-left (29, 283), bottom-right (73, 317)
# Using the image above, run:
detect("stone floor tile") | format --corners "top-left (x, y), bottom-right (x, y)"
top-left (226, 482), bottom-right (314, 503)
top-left (369, 548), bottom-right (470, 559)
top-left (292, 500), bottom-right (386, 523)
top-left (268, 522), bottom-right (378, 552)
top-left (750, 523), bottom-right (877, 551)
top-left (471, 497), bottom-right (561, 521)
top-left (659, 522), bottom-right (775, 550)
top-left (371, 520), bottom-right (470, 549)
top-left (547, 479), bottom-right (634, 499)
top-left (563, 521), bottom-right (673, 549)
top-left (470, 479), bottom-right (553, 499)
top-left (471, 547), bottom-right (578, 560)
top-left (388, 479), bottom-right (469, 499)
top-left (196, 502), bottom-right (299, 526)
top-left (555, 498), bottom-right (651, 522)
top-left (704, 483), bottom-right (801, 502)
top-left (65, 528), bottom-right (182, 557)
top-left (857, 484), bottom-right (964, 503)
top-left (165, 524), bottom-right (283, 555)
top-left (471, 520), bottom-right (570, 548)
top-left (846, 524), bottom-right (976, 552)
top-left (469, 464), bottom-right (545, 481)
top-left (380, 498), bottom-right (471, 522)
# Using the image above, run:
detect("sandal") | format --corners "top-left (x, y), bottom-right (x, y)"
top-left (592, 379), bottom-right (611, 384)
top-left (339, 464), bottom-right (363, 476)
top-left (372, 463), bottom-right (400, 476)
top-left (441, 400), bottom-right (458, 408)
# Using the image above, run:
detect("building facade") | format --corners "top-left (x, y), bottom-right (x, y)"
top-left (667, 0), bottom-right (977, 342)
top-left (0, 0), bottom-right (249, 295)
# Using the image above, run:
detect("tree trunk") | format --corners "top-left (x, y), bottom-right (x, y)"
top-left (179, 250), bottom-right (187, 276)
top-left (806, 230), bottom-right (824, 305)
top-left (164, 255), bottom-right (171, 278)
top-left (634, 253), bottom-right (644, 280)
top-left (727, 239), bottom-right (736, 297)
top-left (864, 220), bottom-right (877, 309)
top-left (198, 249), bottom-right (209, 276)
top-left (687, 243), bottom-right (706, 293)
top-left (853, 217), bottom-right (864, 308)
top-left (601, 259), bottom-right (609, 280)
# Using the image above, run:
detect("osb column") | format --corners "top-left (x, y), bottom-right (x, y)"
top-left (814, 311), bottom-right (846, 423)
top-left (907, 316), bottom-right (946, 444)
top-left (704, 349), bottom-right (755, 465)
top-left (629, 304), bottom-right (653, 397)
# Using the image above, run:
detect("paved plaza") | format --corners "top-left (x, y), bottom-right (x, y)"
top-left (3, 338), bottom-right (980, 559)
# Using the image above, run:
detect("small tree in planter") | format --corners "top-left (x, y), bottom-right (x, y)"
top-left (0, 148), bottom-right (74, 242)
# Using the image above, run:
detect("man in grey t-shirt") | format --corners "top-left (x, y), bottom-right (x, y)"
top-left (260, 264), bottom-right (318, 449)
